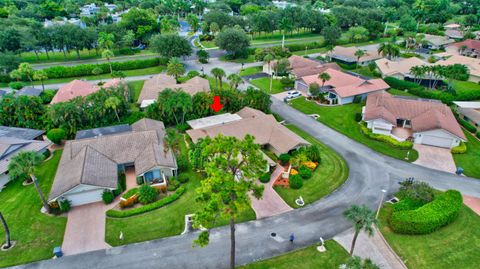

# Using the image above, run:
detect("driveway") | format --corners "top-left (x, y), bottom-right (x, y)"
top-left (272, 91), bottom-right (307, 101)
top-left (62, 202), bottom-right (113, 256)
top-left (413, 144), bottom-right (457, 174)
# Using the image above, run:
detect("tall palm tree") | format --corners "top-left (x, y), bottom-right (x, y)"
top-left (378, 43), bottom-right (400, 60)
top-left (278, 17), bottom-right (293, 48)
top-left (102, 50), bottom-right (115, 74)
top-left (166, 57), bottom-right (186, 83)
top-left (98, 32), bottom-right (114, 50)
top-left (318, 72), bottom-right (331, 88)
top-left (0, 212), bottom-right (11, 249)
top-left (104, 96), bottom-right (121, 122)
top-left (227, 73), bottom-right (243, 90)
top-left (343, 204), bottom-right (378, 255)
top-left (8, 151), bottom-right (50, 213)
top-left (211, 67), bottom-right (226, 89)
top-left (263, 54), bottom-right (275, 92)
top-left (354, 49), bottom-right (365, 69)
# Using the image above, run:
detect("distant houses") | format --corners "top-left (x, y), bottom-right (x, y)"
top-left (50, 79), bottom-right (125, 104)
top-left (263, 55), bottom-right (341, 78)
top-left (446, 39), bottom-right (480, 58)
top-left (422, 34), bottom-right (455, 50)
top-left (375, 57), bottom-right (430, 80)
top-left (327, 46), bottom-right (383, 66)
top-left (453, 101), bottom-right (480, 133)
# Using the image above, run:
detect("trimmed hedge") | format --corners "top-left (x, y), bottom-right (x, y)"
top-left (359, 123), bottom-right (413, 149)
top-left (389, 190), bottom-right (462, 234)
top-left (459, 119), bottom-right (477, 133)
top-left (106, 186), bottom-right (186, 218)
top-left (451, 142), bottom-right (467, 154)
top-left (121, 187), bottom-right (139, 199)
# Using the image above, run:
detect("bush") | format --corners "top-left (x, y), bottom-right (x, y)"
top-left (459, 119), bottom-right (477, 133)
top-left (304, 145), bottom-right (321, 163)
top-left (118, 172), bottom-right (126, 192)
top-left (167, 179), bottom-right (179, 191)
top-left (359, 123), bottom-right (413, 149)
top-left (137, 185), bottom-right (158, 204)
top-left (259, 172), bottom-right (271, 183)
top-left (477, 132), bottom-right (480, 139)
top-left (121, 188), bottom-right (139, 199)
top-left (176, 154), bottom-right (190, 172)
top-left (279, 153), bottom-right (290, 166)
top-left (177, 173), bottom-right (190, 184)
top-left (355, 113), bottom-right (362, 122)
top-left (102, 190), bottom-right (115, 204)
top-left (280, 77), bottom-right (294, 86)
top-left (107, 187), bottom-right (186, 218)
top-left (136, 176), bottom-right (144, 185)
top-left (47, 128), bottom-right (66, 144)
top-left (9, 82), bottom-right (24, 90)
top-left (451, 142), bottom-right (467, 154)
top-left (298, 165), bottom-right (312, 179)
top-left (352, 96), bottom-right (362, 103)
top-left (59, 199), bottom-right (71, 212)
top-left (389, 190), bottom-right (462, 234)
top-left (289, 174), bottom-right (303, 189)
top-left (39, 89), bottom-right (56, 104)
top-left (397, 179), bottom-right (434, 204)
top-left (176, 123), bottom-right (190, 133)
top-left (118, 48), bottom-right (137, 55)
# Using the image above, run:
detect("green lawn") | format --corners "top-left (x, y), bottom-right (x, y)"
top-left (453, 131), bottom-right (480, 178)
top-left (379, 203), bottom-right (480, 269)
top-left (251, 31), bottom-right (321, 42)
top-left (240, 66), bottom-right (263, 77)
top-left (274, 125), bottom-right (349, 208)
top-left (219, 54), bottom-right (257, 64)
top-left (292, 47), bottom-right (329, 56)
top-left (20, 49), bottom-right (153, 64)
top-left (387, 88), bottom-right (418, 97)
top-left (250, 77), bottom-right (286, 94)
top-left (105, 136), bottom-right (256, 246)
top-left (452, 80), bottom-right (480, 91)
top-left (0, 150), bottom-right (67, 268)
top-left (200, 40), bottom-right (217, 49)
top-left (127, 80), bottom-right (145, 103)
top-left (290, 98), bottom-right (419, 162)
top-left (238, 240), bottom-right (350, 269)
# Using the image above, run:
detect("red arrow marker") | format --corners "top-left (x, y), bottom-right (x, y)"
top-left (210, 96), bottom-right (224, 113)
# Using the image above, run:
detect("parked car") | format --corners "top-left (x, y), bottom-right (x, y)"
top-left (286, 90), bottom-right (302, 99)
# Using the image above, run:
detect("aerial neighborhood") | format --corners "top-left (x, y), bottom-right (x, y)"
top-left (0, 1), bottom-right (479, 269)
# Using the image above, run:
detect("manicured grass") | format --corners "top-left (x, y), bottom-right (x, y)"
top-left (388, 88), bottom-right (418, 97)
top-left (200, 40), bottom-right (217, 49)
top-left (127, 80), bottom-right (145, 103)
top-left (453, 131), bottom-right (480, 178)
top-left (251, 35), bottom-right (324, 46)
top-left (452, 80), bottom-right (480, 92)
top-left (105, 136), bottom-right (256, 246)
top-left (219, 54), bottom-right (257, 63)
top-left (292, 47), bottom-right (329, 56)
top-left (274, 125), bottom-right (349, 208)
top-left (250, 77), bottom-right (286, 94)
top-left (0, 151), bottom-right (67, 268)
top-left (379, 203), bottom-right (480, 269)
top-left (240, 66), bottom-right (263, 77)
top-left (238, 240), bottom-right (350, 269)
top-left (20, 49), bottom-right (153, 64)
top-left (251, 31), bottom-right (320, 42)
top-left (290, 97), bottom-right (419, 162)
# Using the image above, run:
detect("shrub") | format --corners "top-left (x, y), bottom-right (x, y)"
top-left (177, 173), bottom-right (190, 184)
top-left (102, 190), bottom-right (115, 204)
top-left (304, 145), bottom-right (321, 163)
top-left (9, 82), bottom-right (24, 90)
top-left (298, 165), bottom-right (313, 179)
top-left (40, 89), bottom-right (56, 104)
top-left (176, 154), bottom-right (190, 172)
top-left (187, 70), bottom-right (200, 78)
top-left (303, 161), bottom-right (317, 170)
top-left (176, 123), bottom-right (190, 133)
top-left (107, 187), bottom-right (186, 218)
top-left (137, 185), bottom-right (158, 204)
top-left (289, 174), bottom-right (303, 189)
top-left (136, 176), bottom-right (144, 185)
top-left (359, 123), bottom-right (413, 149)
top-left (167, 180), bottom-right (179, 191)
top-left (477, 132), bottom-right (480, 139)
top-left (259, 172), bottom-right (271, 183)
top-left (459, 119), bottom-right (477, 133)
top-left (118, 172), bottom-right (126, 191)
top-left (451, 142), bottom-right (467, 154)
top-left (389, 190), bottom-right (462, 234)
top-left (121, 187), bottom-right (139, 199)
top-left (397, 179), bottom-right (435, 204)
top-left (59, 199), bottom-right (71, 212)
top-left (279, 153), bottom-right (290, 166)
top-left (46, 128), bottom-right (66, 144)
top-left (355, 113), bottom-right (363, 122)
top-left (352, 96), bottom-right (362, 103)
top-left (280, 77), bottom-right (294, 86)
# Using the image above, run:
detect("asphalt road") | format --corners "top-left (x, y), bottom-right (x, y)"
top-left (12, 98), bottom-right (480, 269)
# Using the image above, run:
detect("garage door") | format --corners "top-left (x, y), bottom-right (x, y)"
top-left (65, 189), bottom-right (104, 206)
top-left (422, 135), bottom-right (453, 148)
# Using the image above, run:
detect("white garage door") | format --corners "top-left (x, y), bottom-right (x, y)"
top-left (422, 135), bottom-right (453, 148)
top-left (65, 189), bottom-right (104, 206)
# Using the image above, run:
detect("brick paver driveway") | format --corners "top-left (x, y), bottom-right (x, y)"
top-left (62, 202), bottom-right (112, 256)
top-left (413, 144), bottom-right (456, 174)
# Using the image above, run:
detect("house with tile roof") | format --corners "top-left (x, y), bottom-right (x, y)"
top-left (453, 101), bottom-right (480, 132)
top-left (0, 126), bottom-right (51, 190)
top-left (375, 57), bottom-right (430, 80)
top-left (262, 55), bottom-right (341, 78)
top-left (435, 54), bottom-right (480, 83)
top-left (138, 74), bottom-right (210, 108)
top-left (295, 68), bottom-right (390, 105)
top-left (446, 39), bottom-right (480, 58)
top-left (49, 118), bottom-right (177, 206)
top-left (363, 92), bottom-right (465, 148)
top-left (50, 79), bottom-right (125, 104)
top-left (327, 46), bottom-right (383, 66)
top-left (422, 34), bottom-right (455, 50)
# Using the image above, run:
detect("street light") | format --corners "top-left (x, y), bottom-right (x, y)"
top-left (376, 189), bottom-right (387, 219)
top-left (201, 66), bottom-right (204, 76)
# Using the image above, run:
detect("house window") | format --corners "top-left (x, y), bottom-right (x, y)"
top-left (143, 169), bottom-right (164, 184)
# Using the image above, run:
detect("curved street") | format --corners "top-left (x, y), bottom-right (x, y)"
top-left (12, 97), bottom-right (480, 269)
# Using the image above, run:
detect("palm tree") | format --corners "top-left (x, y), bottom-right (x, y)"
top-left (211, 67), bottom-right (226, 89)
top-left (104, 96), bottom-right (121, 122)
top-left (164, 128), bottom-right (180, 154)
top-left (98, 32), bottom-right (114, 50)
top-left (227, 73), bottom-right (243, 90)
top-left (102, 50), bottom-right (115, 74)
top-left (354, 49), bottom-right (365, 69)
top-left (263, 54), bottom-right (275, 92)
top-left (378, 43), bottom-right (400, 60)
top-left (0, 212), bottom-right (11, 249)
top-left (318, 72), bottom-right (331, 88)
top-left (343, 204), bottom-right (378, 255)
top-left (8, 151), bottom-right (50, 213)
top-left (345, 256), bottom-right (380, 269)
top-left (166, 57), bottom-right (186, 83)
top-left (278, 17), bottom-right (293, 48)
top-left (33, 70), bottom-right (48, 91)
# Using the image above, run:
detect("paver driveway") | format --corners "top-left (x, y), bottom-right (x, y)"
top-left (413, 144), bottom-right (457, 174)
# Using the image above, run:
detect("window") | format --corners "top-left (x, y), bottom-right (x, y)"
top-left (143, 169), bottom-right (164, 184)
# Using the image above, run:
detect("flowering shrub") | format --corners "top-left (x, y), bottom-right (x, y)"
top-left (303, 161), bottom-right (317, 170)
top-left (290, 169), bottom-right (298, 175)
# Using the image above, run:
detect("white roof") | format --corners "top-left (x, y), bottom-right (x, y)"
top-left (453, 101), bottom-right (480, 109)
top-left (140, 99), bottom-right (156, 108)
top-left (187, 113), bottom-right (242, 129)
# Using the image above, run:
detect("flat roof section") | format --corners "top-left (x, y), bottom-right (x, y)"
top-left (75, 124), bottom-right (132, 140)
top-left (187, 113), bottom-right (242, 130)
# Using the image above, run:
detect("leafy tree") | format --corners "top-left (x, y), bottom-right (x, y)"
top-left (354, 49), bottom-right (365, 68)
top-left (345, 26), bottom-right (370, 43)
top-left (120, 8), bottom-right (158, 43)
top-left (0, 94), bottom-right (45, 129)
top-left (193, 135), bottom-right (265, 269)
top-left (138, 185), bottom-right (157, 204)
top-left (16, 63), bottom-right (34, 85)
top-left (242, 87), bottom-right (271, 113)
top-left (149, 34), bottom-right (192, 58)
top-left (121, 30), bottom-right (135, 48)
top-left (196, 49), bottom-right (209, 63)
top-left (98, 32), bottom-right (115, 50)
top-left (186, 14), bottom-right (200, 33)
top-left (104, 96), bottom-right (122, 122)
top-left (322, 26), bottom-right (341, 46)
top-left (309, 83), bottom-right (320, 97)
top-left (0, 212), bottom-right (12, 249)
top-left (0, 52), bottom-right (20, 74)
top-left (227, 73), bottom-right (243, 90)
top-left (211, 67), bottom-right (226, 89)
top-left (46, 128), bottom-right (66, 144)
top-left (343, 204), bottom-right (379, 255)
top-left (214, 28), bottom-right (250, 59)
top-left (33, 70), bottom-right (48, 91)
top-left (164, 128), bottom-right (180, 154)
top-left (146, 88), bottom-right (192, 125)
top-left (209, 22), bottom-right (220, 35)
top-left (399, 15), bottom-right (417, 32)
top-left (102, 50), bottom-right (115, 74)
top-left (166, 57), bottom-right (185, 82)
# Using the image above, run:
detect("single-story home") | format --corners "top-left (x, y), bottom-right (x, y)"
top-left (186, 107), bottom-right (310, 156)
top-left (445, 29), bottom-right (464, 40)
top-left (363, 92), bottom-right (466, 148)
top-left (435, 55), bottom-right (480, 83)
top-left (295, 68), bottom-right (390, 105)
top-left (375, 57), bottom-right (430, 80)
top-left (446, 39), bottom-right (480, 58)
top-left (137, 74), bottom-right (210, 108)
top-left (422, 34), bottom-right (455, 50)
top-left (48, 118), bottom-right (177, 206)
top-left (327, 46), bottom-right (383, 66)
top-left (15, 86), bottom-right (43, 97)
top-left (50, 79), bottom-right (125, 104)
top-left (262, 55), bottom-right (341, 78)
top-left (0, 126), bottom-right (51, 190)
top-left (453, 101), bottom-right (480, 132)
top-left (444, 23), bottom-right (462, 30)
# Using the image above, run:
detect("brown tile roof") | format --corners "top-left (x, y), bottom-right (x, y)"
top-left (301, 68), bottom-right (390, 98)
top-left (49, 118), bottom-right (176, 201)
top-left (268, 55), bottom-right (341, 78)
top-left (363, 92), bottom-right (465, 139)
top-left (375, 57), bottom-right (429, 77)
top-left (186, 107), bottom-right (310, 154)
top-left (328, 46), bottom-right (383, 63)
top-left (138, 74), bottom-right (210, 104)
top-left (450, 39), bottom-right (480, 52)
top-left (435, 55), bottom-right (480, 77)
top-left (50, 80), bottom-right (99, 104)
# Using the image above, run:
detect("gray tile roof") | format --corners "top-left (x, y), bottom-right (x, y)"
top-left (15, 87), bottom-right (43, 97)
top-left (0, 126), bottom-right (44, 140)
top-left (75, 124), bottom-right (132, 140)
top-left (0, 137), bottom-right (51, 174)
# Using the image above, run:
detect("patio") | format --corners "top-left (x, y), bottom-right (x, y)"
top-left (391, 127), bottom-right (412, 141)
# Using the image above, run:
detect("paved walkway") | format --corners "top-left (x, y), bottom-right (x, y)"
top-left (250, 165), bottom-right (293, 219)
top-left (463, 195), bottom-right (480, 215)
top-left (334, 228), bottom-right (407, 269)
top-left (125, 167), bottom-right (137, 190)
top-left (413, 144), bottom-right (457, 174)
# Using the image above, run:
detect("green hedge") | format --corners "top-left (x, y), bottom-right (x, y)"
top-left (42, 58), bottom-right (167, 79)
top-left (451, 142), bottom-right (467, 154)
top-left (121, 187), bottom-right (139, 199)
top-left (359, 123), bottom-right (413, 149)
top-left (459, 119), bottom-right (477, 133)
top-left (389, 190), bottom-right (462, 234)
top-left (106, 186), bottom-right (185, 218)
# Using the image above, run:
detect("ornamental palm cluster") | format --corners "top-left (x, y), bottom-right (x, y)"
top-left (409, 64), bottom-right (469, 91)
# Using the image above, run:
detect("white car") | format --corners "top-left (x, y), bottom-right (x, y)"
top-left (286, 90), bottom-right (302, 99)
